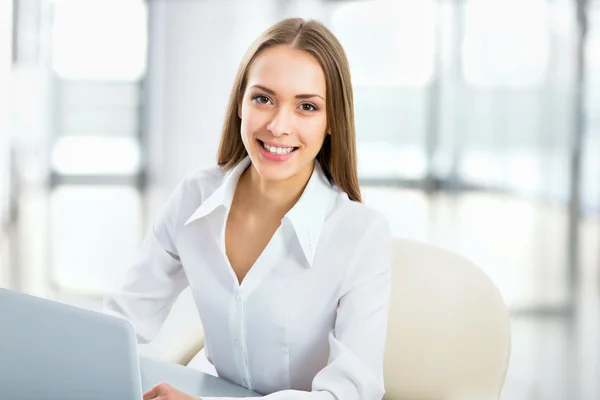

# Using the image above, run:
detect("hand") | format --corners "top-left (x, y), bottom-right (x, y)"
top-left (143, 382), bottom-right (200, 400)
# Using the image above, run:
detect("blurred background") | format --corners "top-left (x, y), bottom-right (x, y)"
top-left (0, 0), bottom-right (599, 398)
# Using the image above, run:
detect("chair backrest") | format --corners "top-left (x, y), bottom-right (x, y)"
top-left (384, 238), bottom-right (511, 400)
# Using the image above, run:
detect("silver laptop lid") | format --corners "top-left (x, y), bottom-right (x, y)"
top-left (0, 287), bottom-right (142, 400)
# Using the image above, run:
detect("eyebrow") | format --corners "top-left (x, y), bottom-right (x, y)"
top-left (250, 85), bottom-right (325, 101)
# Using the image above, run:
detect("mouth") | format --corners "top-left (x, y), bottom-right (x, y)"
top-left (257, 139), bottom-right (299, 156)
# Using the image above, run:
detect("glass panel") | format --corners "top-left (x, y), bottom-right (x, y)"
top-left (585, 2), bottom-right (600, 216)
top-left (581, 1), bottom-right (600, 293)
top-left (353, 87), bottom-right (428, 179)
top-left (49, 186), bottom-right (142, 294)
top-left (363, 186), bottom-right (570, 309)
top-left (51, 0), bottom-right (147, 81)
top-left (330, 0), bottom-right (437, 179)
top-left (463, 0), bottom-right (550, 87)
top-left (457, 0), bottom-right (575, 200)
top-left (0, 0), bottom-right (12, 225)
top-left (51, 136), bottom-right (140, 175)
top-left (331, 0), bottom-right (436, 87)
top-left (60, 81), bottom-right (140, 108)
top-left (59, 107), bottom-right (139, 136)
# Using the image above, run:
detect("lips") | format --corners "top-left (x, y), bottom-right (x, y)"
top-left (258, 139), bottom-right (298, 154)
top-left (257, 139), bottom-right (298, 162)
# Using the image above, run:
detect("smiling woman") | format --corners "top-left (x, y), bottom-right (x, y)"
top-left (104, 18), bottom-right (392, 400)
top-left (238, 45), bottom-right (328, 185)
top-left (218, 19), bottom-right (360, 202)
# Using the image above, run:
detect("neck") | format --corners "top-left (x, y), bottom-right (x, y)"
top-left (239, 161), bottom-right (315, 215)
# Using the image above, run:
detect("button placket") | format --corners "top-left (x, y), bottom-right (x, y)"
top-left (227, 230), bottom-right (284, 391)
top-left (231, 289), bottom-right (252, 390)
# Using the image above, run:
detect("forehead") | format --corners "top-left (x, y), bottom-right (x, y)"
top-left (246, 45), bottom-right (326, 97)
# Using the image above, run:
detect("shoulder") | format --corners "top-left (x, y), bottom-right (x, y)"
top-left (323, 192), bottom-right (392, 295)
top-left (159, 164), bottom-right (226, 224)
top-left (180, 164), bottom-right (226, 196)
top-left (327, 189), bottom-right (390, 238)
top-left (318, 188), bottom-right (391, 265)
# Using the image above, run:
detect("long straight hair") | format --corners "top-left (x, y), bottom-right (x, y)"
top-left (217, 18), bottom-right (361, 202)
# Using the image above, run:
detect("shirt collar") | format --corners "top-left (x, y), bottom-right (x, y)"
top-left (184, 157), bottom-right (251, 225)
top-left (283, 161), bottom-right (334, 267)
top-left (184, 156), bottom-right (336, 267)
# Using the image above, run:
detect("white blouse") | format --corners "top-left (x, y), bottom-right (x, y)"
top-left (103, 157), bottom-right (392, 400)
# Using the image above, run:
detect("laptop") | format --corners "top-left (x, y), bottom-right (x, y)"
top-left (0, 287), bottom-right (143, 400)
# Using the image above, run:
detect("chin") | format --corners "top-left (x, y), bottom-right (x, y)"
top-left (253, 161), bottom-right (298, 182)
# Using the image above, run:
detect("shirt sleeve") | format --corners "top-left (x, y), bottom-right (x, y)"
top-left (201, 215), bottom-right (393, 400)
top-left (102, 176), bottom-right (191, 344)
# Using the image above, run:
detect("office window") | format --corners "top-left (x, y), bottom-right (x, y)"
top-left (331, 0), bottom-right (437, 87)
top-left (51, 136), bottom-right (140, 176)
top-left (583, 2), bottom-right (600, 213)
top-left (51, 0), bottom-right (147, 81)
top-left (587, 2), bottom-right (600, 85)
top-left (0, 0), bottom-right (12, 225)
top-left (330, 0), bottom-right (437, 180)
top-left (462, 0), bottom-right (550, 87)
top-left (50, 186), bottom-right (142, 294)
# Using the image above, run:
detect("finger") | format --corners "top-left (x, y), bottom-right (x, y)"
top-left (143, 383), bottom-right (166, 400)
top-left (142, 387), bottom-right (157, 400)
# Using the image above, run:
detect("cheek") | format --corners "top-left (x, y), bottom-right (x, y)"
top-left (299, 119), bottom-right (327, 149)
top-left (241, 108), bottom-right (266, 138)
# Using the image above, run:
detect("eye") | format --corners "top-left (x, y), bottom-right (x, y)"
top-left (300, 103), bottom-right (318, 112)
top-left (252, 95), bottom-right (272, 105)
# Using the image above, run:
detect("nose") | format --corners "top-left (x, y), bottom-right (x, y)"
top-left (266, 106), bottom-right (294, 137)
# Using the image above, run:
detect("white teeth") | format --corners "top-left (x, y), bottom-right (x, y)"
top-left (262, 142), bottom-right (294, 155)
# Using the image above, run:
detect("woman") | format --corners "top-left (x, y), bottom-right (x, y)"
top-left (104, 17), bottom-right (392, 400)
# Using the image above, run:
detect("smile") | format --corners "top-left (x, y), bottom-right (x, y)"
top-left (258, 140), bottom-right (298, 155)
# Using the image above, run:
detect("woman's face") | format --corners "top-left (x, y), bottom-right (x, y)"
top-left (239, 45), bottom-right (328, 183)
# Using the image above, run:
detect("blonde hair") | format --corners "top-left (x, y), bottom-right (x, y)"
top-left (217, 18), bottom-right (361, 202)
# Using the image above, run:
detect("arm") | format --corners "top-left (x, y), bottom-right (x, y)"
top-left (103, 177), bottom-right (190, 344)
top-left (201, 215), bottom-right (393, 400)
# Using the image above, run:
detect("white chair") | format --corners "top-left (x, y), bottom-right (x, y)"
top-left (168, 238), bottom-right (511, 400)
top-left (384, 238), bottom-right (511, 400)
top-left (162, 322), bottom-right (205, 367)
